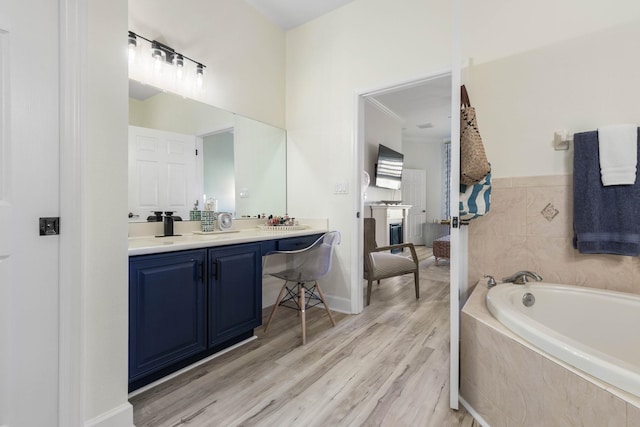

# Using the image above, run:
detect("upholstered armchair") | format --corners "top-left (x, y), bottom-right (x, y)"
top-left (363, 218), bottom-right (419, 306)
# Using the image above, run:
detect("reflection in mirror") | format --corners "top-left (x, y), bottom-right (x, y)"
top-left (128, 80), bottom-right (287, 221)
top-left (203, 129), bottom-right (234, 213)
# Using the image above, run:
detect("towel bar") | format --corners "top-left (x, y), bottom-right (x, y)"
top-left (553, 129), bottom-right (573, 151)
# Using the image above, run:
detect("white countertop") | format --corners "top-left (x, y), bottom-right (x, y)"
top-left (128, 219), bottom-right (328, 256)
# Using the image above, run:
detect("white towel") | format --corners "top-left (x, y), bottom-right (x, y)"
top-left (598, 124), bottom-right (637, 186)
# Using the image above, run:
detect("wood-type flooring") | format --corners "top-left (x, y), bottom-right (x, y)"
top-left (131, 246), bottom-right (480, 427)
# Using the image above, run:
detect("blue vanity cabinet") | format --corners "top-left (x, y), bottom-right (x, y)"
top-left (128, 234), bottom-right (322, 391)
top-left (208, 243), bottom-right (262, 346)
top-left (129, 250), bottom-right (207, 384)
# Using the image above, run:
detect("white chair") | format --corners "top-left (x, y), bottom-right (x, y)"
top-left (263, 231), bottom-right (340, 344)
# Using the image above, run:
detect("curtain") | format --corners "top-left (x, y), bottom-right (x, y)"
top-left (443, 141), bottom-right (451, 218)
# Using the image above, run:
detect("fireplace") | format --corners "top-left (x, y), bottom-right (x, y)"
top-left (389, 223), bottom-right (403, 253)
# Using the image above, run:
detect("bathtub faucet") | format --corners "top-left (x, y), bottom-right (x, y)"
top-left (502, 271), bottom-right (543, 285)
top-left (484, 275), bottom-right (497, 288)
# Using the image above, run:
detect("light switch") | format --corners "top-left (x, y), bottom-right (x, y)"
top-left (333, 181), bottom-right (349, 194)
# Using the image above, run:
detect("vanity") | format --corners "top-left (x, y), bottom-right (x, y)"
top-left (128, 219), bottom-right (327, 392)
top-left (127, 78), bottom-right (304, 392)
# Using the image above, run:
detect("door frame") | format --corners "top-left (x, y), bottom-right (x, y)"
top-left (353, 69), bottom-right (460, 410)
top-left (352, 70), bottom-right (453, 315)
top-left (59, 0), bottom-right (87, 424)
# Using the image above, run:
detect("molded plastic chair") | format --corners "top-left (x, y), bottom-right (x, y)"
top-left (363, 218), bottom-right (419, 306)
top-left (263, 231), bottom-right (340, 344)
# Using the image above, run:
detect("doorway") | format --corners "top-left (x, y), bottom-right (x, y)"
top-left (359, 72), bottom-right (452, 254)
top-left (356, 71), bottom-right (458, 409)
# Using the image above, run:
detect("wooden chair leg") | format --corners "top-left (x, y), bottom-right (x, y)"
top-left (314, 282), bottom-right (336, 327)
top-left (366, 279), bottom-right (373, 306)
top-left (414, 271), bottom-right (420, 300)
top-left (299, 283), bottom-right (306, 345)
top-left (264, 282), bottom-right (288, 333)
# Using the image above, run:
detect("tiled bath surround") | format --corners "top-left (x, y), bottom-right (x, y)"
top-left (461, 284), bottom-right (640, 426)
top-left (467, 174), bottom-right (640, 294)
top-left (464, 175), bottom-right (640, 424)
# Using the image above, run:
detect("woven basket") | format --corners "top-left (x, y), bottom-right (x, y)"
top-left (459, 85), bottom-right (490, 185)
top-left (460, 105), bottom-right (491, 184)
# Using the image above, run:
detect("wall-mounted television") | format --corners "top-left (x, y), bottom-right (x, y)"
top-left (375, 144), bottom-right (404, 190)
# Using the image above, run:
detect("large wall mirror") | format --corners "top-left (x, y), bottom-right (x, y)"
top-left (128, 80), bottom-right (287, 221)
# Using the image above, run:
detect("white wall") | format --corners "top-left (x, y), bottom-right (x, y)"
top-left (129, 93), bottom-right (234, 135)
top-left (364, 100), bottom-right (403, 203)
top-left (461, 0), bottom-right (640, 66)
top-left (85, 0), bottom-right (131, 424)
top-left (286, 0), bottom-right (453, 310)
top-left (466, 19), bottom-right (640, 179)
top-left (128, 0), bottom-right (286, 128)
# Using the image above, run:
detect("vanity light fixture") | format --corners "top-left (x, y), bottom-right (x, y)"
top-left (128, 31), bottom-right (206, 86)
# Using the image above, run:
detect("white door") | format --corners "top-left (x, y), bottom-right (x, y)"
top-left (450, 0), bottom-right (464, 409)
top-left (401, 168), bottom-right (427, 245)
top-left (129, 126), bottom-right (200, 220)
top-left (0, 0), bottom-right (61, 425)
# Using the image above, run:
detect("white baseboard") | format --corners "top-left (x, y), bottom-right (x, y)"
top-left (324, 294), bottom-right (352, 314)
top-left (84, 402), bottom-right (133, 427)
top-left (459, 396), bottom-right (490, 427)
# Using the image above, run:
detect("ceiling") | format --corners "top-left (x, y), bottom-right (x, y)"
top-left (129, 80), bottom-right (161, 101)
top-left (369, 76), bottom-right (452, 143)
top-left (243, 0), bottom-right (356, 30)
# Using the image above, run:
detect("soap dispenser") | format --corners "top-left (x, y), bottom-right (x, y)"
top-left (164, 211), bottom-right (174, 236)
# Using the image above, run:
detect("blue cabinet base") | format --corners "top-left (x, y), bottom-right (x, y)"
top-left (129, 235), bottom-right (323, 393)
top-left (128, 330), bottom-right (253, 392)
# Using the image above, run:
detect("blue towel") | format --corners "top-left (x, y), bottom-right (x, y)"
top-left (573, 129), bottom-right (640, 255)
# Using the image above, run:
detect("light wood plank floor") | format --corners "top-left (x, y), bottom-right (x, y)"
top-left (131, 247), bottom-right (479, 427)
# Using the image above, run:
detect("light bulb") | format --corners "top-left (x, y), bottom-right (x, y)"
top-left (196, 63), bottom-right (204, 89)
top-left (174, 54), bottom-right (184, 79)
top-left (151, 43), bottom-right (164, 71)
top-left (127, 32), bottom-right (137, 63)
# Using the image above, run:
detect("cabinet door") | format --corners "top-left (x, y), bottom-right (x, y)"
top-left (208, 244), bottom-right (262, 345)
top-left (129, 250), bottom-right (206, 381)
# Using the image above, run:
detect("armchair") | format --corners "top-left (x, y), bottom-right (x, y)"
top-left (363, 218), bottom-right (419, 306)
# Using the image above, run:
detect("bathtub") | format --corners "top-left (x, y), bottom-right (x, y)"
top-left (486, 282), bottom-right (640, 398)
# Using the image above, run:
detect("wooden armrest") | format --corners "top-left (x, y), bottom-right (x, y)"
top-left (374, 243), bottom-right (413, 252)
top-left (370, 243), bottom-right (419, 264)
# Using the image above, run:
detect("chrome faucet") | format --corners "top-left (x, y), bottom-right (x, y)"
top-left (484, 275), bottom-right (497, 288)
top-left (502, 271), bottom-right (543, 285)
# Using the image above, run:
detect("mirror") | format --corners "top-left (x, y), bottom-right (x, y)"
top-left (128, 80), bottom-right (287, 221)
